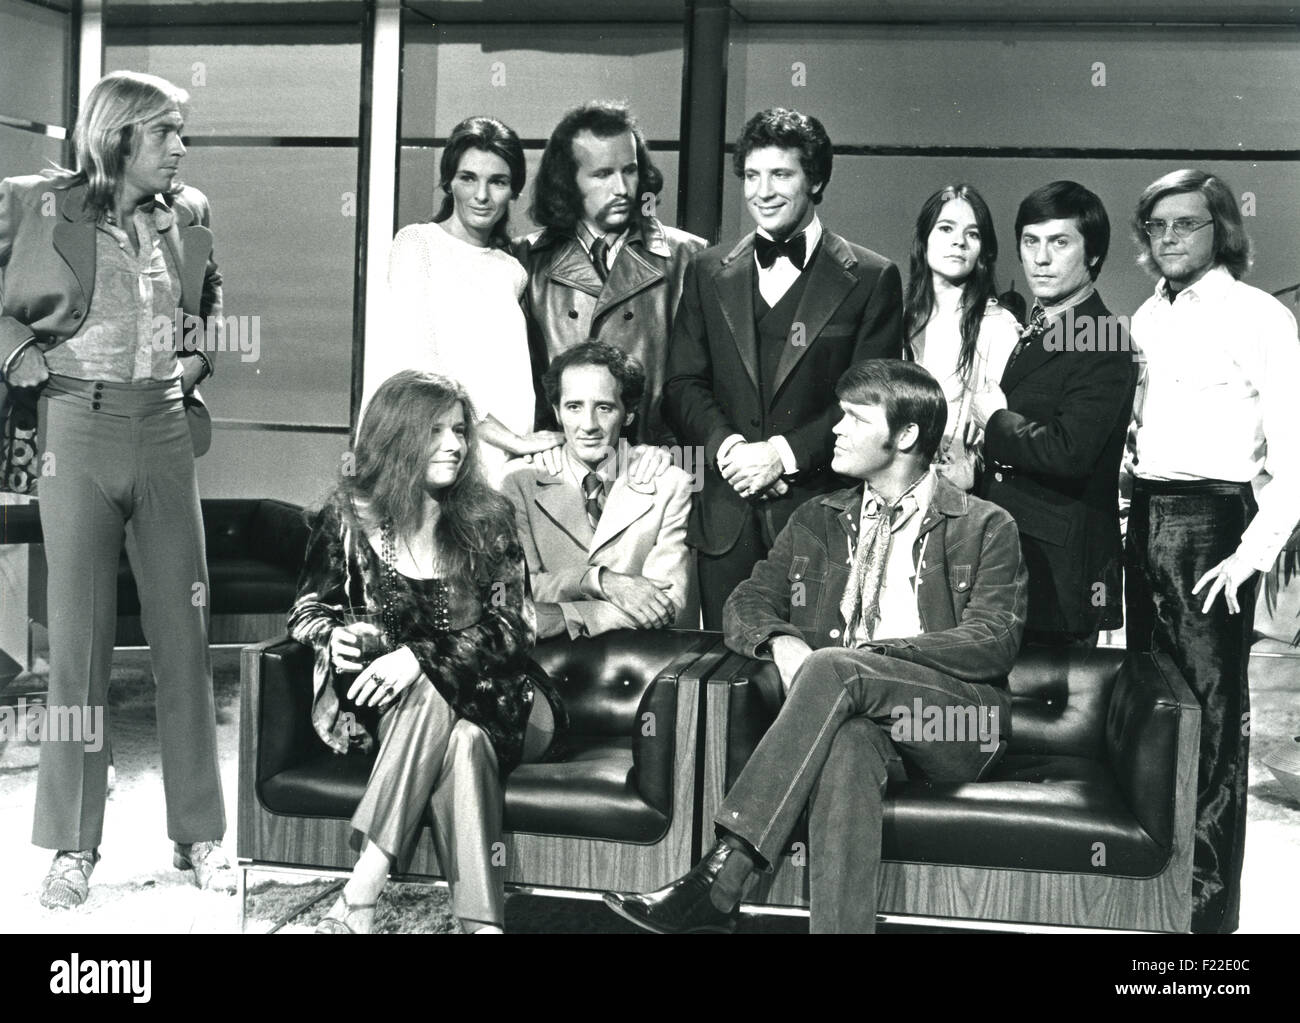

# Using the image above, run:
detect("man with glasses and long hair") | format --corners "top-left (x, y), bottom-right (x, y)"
top-left (0, 70), bottom-right (231, 907)
top-left (1126, 169), bottom-right (1300, 933)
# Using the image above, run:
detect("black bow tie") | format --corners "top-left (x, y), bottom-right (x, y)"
top-left (755, 232), bottom-right (808, 271)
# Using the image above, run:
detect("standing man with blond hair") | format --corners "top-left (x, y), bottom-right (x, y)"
top-left (0, 70), bottom-right (232, 907)
top-left (1126, 168), bottom-right (1300, 933)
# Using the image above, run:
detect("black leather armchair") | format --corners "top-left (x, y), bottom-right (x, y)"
top-left (702, 646), bottom-right (1200, 931)
top-left (237, 629), bottom-right (732, 910)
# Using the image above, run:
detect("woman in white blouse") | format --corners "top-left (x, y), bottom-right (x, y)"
top-left (902, 184), bottom-right (1020, 490)
top-left (369, 116), bottom-right (562, 486)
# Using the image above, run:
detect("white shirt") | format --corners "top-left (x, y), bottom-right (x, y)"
top-left (853, 469), bottom-right (935, 643)
top-left (370, 222), bottom-right (535, 487)
top-left (1129, 265), bottom-right (1300, 572)
top-left (576, 222), bottom-right (627, 274)
top-left (755, 213), bottom-right (822, 308)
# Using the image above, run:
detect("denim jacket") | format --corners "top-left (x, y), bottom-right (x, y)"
top-left (723, 475), bottom-right (1028, 685)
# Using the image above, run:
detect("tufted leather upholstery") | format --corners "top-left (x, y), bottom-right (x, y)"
top-left (23, 498), bottom-right (309, 628)
top-left (120, 498), bottom-right (308, 615)
top-left (720, 646), bottom-right (1188, 877)
top-left (252, 629), bottom-right (715, 844)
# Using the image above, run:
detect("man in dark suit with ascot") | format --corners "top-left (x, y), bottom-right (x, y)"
top-left (664, 108), bottom-right (903, 628)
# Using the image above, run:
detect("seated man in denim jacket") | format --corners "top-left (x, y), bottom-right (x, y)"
top-left (605, 359), bottom-right (1027, 933)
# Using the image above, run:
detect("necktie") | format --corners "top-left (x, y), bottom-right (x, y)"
top-left (839, 491), bottom-right (919, 647)
top-left (589, 237), bottom-right (609, 282)
top-left (1003, 304), bottom-right (1049, 372)
top-left (754, 232), bottom-right (808, 271)
top-left (582, 471), bottom-right (605, 531)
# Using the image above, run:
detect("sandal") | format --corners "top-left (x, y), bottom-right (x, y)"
top-left (39, 849), bottom-right (100, 910)
top-left (174, 840), bottom-right (236, 894)
top-left (315, 893), bottom-right (377, 934)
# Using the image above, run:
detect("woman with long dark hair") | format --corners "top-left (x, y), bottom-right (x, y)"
top-left (902, 184), bottom-right (1020, 489)
top-left (367, 116), bottom-right (561, 485)
top-left (289, 371), bottom-right (565, 933)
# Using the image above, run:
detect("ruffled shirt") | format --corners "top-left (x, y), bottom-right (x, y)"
top-left (45, 205), bottom-right (183, 382)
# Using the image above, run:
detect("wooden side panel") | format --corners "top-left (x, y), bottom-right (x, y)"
top-left (239, 633), bottom-right (730, 894)
top-left (700, 654), bottom-right (1196, 932)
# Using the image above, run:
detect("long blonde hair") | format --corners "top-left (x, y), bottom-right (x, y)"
top-left (69, 70), bottom-right (189, 215)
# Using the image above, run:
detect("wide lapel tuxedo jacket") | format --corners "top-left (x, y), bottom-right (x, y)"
top-left (501, 459), bottom-right (697, 638)
top-left (663, 228), bottom-right (903, 556)
top-left (979, 290), bottom-right (1137, 634)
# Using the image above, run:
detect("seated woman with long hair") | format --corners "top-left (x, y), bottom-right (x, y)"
top-left (288, 370), bottom-right (564, 933)
top-left (903, 183), bottom-right (1021, 490)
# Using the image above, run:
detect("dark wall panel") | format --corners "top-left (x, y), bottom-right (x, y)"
top-left (0, 0), bottom-right (69, 127)
top-left (725, 23), bottom-right (1300, 150)
top-left (0, 125), bottom-right (65, 182)
top-left (170, 146), bottom-right (359, 427)
top-left (401, 21), bottom-right (684, 142)
top-left (108, 29), bottom-right (362, 137)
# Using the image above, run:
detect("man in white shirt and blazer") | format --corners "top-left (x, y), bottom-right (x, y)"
top-left (502, 341), bottom-right (697, 639)
top-left (1126, 168), bottom-right (1300, 934)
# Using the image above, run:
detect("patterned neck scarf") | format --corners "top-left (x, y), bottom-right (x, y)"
top-left (1003, 303), bottom-right (1049, 372)
top-left (839, 472), bottom-right (928, 647)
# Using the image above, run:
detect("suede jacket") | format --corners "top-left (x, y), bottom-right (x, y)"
top-left (723, 475), bottom-right (1028, 685)
top-left (0, 173), bottom-right (222, 384)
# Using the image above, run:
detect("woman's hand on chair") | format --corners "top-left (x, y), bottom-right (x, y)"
top-left (347, 646), bottom-right (423, 708)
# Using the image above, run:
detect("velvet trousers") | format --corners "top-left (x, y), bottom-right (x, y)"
top-left (1126, 477), bottom-right (1256, 934)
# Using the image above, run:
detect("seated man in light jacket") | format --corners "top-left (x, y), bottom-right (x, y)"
top-left (502, 341), bottom-right (697, 638)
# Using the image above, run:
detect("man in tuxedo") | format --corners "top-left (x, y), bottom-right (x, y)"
top-left (972, 180), bottom-right (1137, 645)
top-left (664, 108), bottom-right (903, 628)
top-left (604, 360), bottom-right (1026, 933)
top-left (502, 342), bottom-right (696, 639)
top-left (514, 101), bottom-right (705, 444)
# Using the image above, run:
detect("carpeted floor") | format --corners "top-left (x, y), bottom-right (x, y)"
top-left (2, 642), bottom-right (1298, 934)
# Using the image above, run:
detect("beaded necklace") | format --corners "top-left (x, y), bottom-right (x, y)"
top-left (379, 519), bottom-right (452, 635)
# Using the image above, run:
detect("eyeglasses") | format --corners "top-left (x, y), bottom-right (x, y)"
top-left (1141, 218), bottom-right (1213, 240)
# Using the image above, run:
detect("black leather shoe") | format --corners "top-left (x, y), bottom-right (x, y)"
top-left (603, 841), bottom-right (743, 934)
